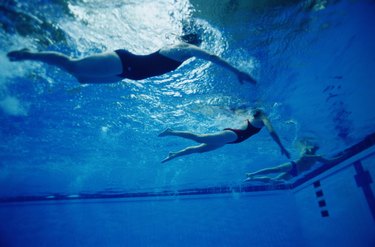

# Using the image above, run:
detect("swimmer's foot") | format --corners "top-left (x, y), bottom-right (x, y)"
top-left (7, 48), bottom-right (32, 61)
top-left (243, 173), bottom-right (253, 182)
top-left (161, 152), bottom-right (177, 163)
top-left (158, 128), bottom-right (173, 137)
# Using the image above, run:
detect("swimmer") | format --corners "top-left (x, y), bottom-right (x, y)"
top-left (7, 34), bottom-right (256, 84)
top-left (159, 108), bottom-right (290, 163)
top-left (244, 141), bottom-right (342, 183)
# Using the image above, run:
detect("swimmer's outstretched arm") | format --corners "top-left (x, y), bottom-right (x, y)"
top-left (185, 45), bottom-right (257, 85)
top-left (314, 154), bottom-right (344, 165)
top-left (261, 116), bottom-right (291, 159)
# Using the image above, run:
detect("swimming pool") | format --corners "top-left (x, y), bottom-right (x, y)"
top-left (1, 0), bottom-right (375, 246)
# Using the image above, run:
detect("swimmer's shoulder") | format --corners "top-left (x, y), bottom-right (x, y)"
top-left (160, 43), bottom-right (198, 61)
top-left (249, 114), bottom-right (265, 129)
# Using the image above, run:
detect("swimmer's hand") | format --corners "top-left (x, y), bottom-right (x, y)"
top-left (161, 152), bottom-right (176, 164)
top-left (237, 71), bottom-right (256, 85)
top-left (281, 147), bottom-right (291, 159)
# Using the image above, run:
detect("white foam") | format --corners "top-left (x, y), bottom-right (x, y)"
top-left (0, 96), bottom-right (28, 116)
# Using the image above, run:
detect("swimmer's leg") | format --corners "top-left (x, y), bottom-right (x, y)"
top-left (244, 172), bottom-right (289, 183)
top-left (158, 129), bottom-right (236, 145)
top-left (244, 176), bottom-right (285, 184)
top-left (245, 162), bottom-right (291, 178)
top-left (244, 176), bottom-right (273, 183)
top-left (7, 48), bottom-right (31, 61)
top-left (7, 49), bottom-right (123, 80)
top-left (274, 172), bottom-right (291, 181)
top-left (162, 143), bottom-right (223, 163)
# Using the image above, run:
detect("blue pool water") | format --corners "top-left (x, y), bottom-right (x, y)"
top-left (1, 0), bottom-right (375, 246)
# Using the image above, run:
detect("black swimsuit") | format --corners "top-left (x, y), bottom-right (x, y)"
top-left (114, 49), bottom-right (184, 80)
top-left (224, 119), bottom-right (262, 144)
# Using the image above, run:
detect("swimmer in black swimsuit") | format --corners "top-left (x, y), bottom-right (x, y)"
top-left (6, 33), bottom-right (256, 85)
top-left (244, 140), bottom-right (342, 183)
top-left (158, 109), bottom-right (290, 163)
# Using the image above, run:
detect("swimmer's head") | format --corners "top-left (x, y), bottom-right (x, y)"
top-left (180, 19), bottom-right (204, 46)
top-left (252, 108), bottom-right (264, 118)
top-left (180, 33), bottom-right (203, 46)
top-left (303, 144), bottom-right (319, 154)
top-left (296, 138), bottom-right (319, 155)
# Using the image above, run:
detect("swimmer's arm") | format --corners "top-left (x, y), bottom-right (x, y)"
top-left (262, 117), bottom-right (291, 159)
top-left (302, 153), bottom-right (343, 164)
top-left (314, 154), bottom-right (344, 164)
top-left (186, 46), bottom-right (256, 84)
top-left (303, 154), bottom-right (322, 158)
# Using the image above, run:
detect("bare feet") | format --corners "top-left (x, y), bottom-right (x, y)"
top-left (7, 48), bottom-right (31, 61)
top-left (161, 152), bottom-right (177, 163)
top-left (243, 173), bottom-right (254, 182)
top-left (158, 128), bottom-right (172, 137)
